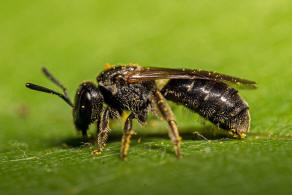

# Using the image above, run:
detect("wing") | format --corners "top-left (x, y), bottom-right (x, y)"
top-left (124, 67), bottom-right (257, 89)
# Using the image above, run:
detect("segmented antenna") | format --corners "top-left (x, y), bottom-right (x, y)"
top-left (25, 67), bottom-right (73, 107)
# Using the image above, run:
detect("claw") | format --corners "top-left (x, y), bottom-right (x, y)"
top-left (91, 150), bottom-right (101, 156)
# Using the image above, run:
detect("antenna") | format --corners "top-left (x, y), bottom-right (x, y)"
top-left (25, 67), bottom-right (73, 107)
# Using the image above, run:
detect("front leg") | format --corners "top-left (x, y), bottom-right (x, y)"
top-left (97, 107), bottom-right (111, 153)
top-left (121, 113), bottom-right (135, 160)
top-left (96, 107), bottom-right (120, 153)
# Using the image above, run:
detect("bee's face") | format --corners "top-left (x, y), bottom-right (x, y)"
top-left (73, 81), bottom-right (104, 134)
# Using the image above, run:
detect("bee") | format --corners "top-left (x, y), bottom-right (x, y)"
top-left (26, 65), bottom-right (256, 159)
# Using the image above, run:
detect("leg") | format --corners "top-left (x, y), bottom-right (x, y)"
top-left (81, 130), bottom-right (88, 140)
top-left (96, 107), bottom-right (111, 153)
top-left (121, 113), bottom-right (135, 160)
top-left (152, 90), bottom-right (182, 158)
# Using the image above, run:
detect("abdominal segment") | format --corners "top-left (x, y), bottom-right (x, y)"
top-left (161, 79), bottom-right (250, 135)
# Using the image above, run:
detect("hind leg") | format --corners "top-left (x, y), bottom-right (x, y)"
top-left (152, 90), bottom-right (182, 158)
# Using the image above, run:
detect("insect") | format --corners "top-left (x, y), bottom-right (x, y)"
top-left (25, 65), bottom-right (256, 159)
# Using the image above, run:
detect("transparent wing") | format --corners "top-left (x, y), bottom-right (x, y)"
top-left (124, 67), bottom-right (256, 89)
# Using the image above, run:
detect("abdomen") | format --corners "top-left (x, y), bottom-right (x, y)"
top-left (161, 79), bottom-right (250, 135)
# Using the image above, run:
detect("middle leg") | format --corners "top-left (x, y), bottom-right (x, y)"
top-left (96, 107), bottom-right (111, 153)
top-left (121, 113), bottom-right (135, 160)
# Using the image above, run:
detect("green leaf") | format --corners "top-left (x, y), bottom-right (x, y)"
top-left (1, 0), bottom-right (292, 194)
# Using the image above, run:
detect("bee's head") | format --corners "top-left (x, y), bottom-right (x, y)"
top-left (73, 81), bottom-right (103, 136)
top-left (25, 67), bottom-right (104, 137)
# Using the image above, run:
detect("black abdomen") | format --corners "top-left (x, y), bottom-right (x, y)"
top-left (161, 79), bottom-right (250, 134)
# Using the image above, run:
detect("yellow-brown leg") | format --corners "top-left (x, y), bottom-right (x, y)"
top-left (97, 107), bottom-right (111, 153)
top-left (121, 113), bottom-right (135, 160)
top-left (153, 90), bottom-right (182, 158)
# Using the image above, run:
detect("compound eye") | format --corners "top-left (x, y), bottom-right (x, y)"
top-left (73, 82), bottom-right (104, 135)
top-left (80, 92), bottom-right (92, 114)
top-left (73, 90), bottom-right (93, 132)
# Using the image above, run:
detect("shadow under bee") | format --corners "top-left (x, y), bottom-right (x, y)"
top-left (50, 125), bottom-right (236, 149)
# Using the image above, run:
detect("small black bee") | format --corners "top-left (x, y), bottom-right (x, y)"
top-left (26, 65), bottom-right (256, 159)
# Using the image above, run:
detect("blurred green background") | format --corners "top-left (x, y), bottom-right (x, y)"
top-left (1, 0), bottom-right (292, 194)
